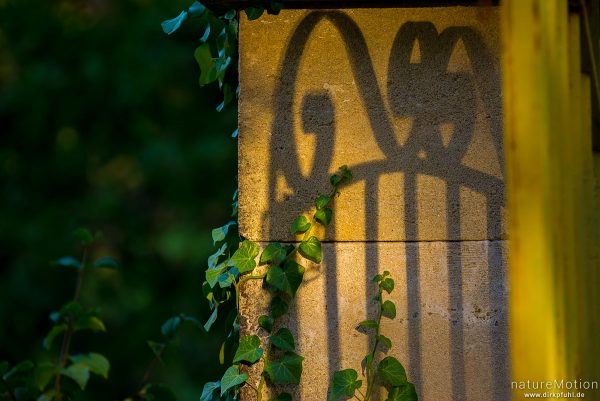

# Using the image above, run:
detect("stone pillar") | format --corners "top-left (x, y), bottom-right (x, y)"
top-left (238, 7), bottom-right (509, 401)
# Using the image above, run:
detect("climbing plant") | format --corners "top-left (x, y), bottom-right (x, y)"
top-left (1, 229), bottom-right (118, 401)
top-left (199, 165), bottom-right (352, 401)
top-left (162, 2), bottom-right (417, 401)
top-left (328, 272), bottom-right (418, 401)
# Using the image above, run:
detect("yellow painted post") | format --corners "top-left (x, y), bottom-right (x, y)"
top-left (583, 77), bottom-right (600, 400)
top-left (503, 1), bottom-right (600, 398)
top-left (501, 0), bottom-right (569, 396)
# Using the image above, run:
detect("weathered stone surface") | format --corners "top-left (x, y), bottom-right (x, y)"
top-left (240, 241), bottom-right (509, 401)
top-left (239, 7), bottom-right (505, 242)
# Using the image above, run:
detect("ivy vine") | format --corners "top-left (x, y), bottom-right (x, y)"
top-left (329, 272), bottom-right (418, 401)
top-left (162, 2), bottom-right (417, 401)
top-left (199, 166), bottom-right (352, 401)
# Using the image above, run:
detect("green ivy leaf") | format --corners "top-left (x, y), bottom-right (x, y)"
top-left (37, 390), bottom-right (56, 401)
top-left (73, 316), bottom-right (106, 333)
top-left (200, 381), bottom-right (221, 401)
top-left (260, 243), bottom-right (287, 265)
top-left (299, 236), bottom-right (322, 263)
top-left (220, 365), bottom-right (248, 395)
top-left (212, 221), bottom-right (236, 245)
top-left (245, 6), bottom-right (264, 20)
top-left (188, 1), bottom-right (206, 16)
top-left (266, 261), bottom-right (304, 298)
top-left (386, 383), bottom-right (418, 401)
top-left (223, 10), bottom-right (236, 20)
top-left (377, 334), bottom-right (392, 350)
top-left (290, 216), bottom-right (311, 235)
top-left (161, 11), bottom-right (188, 35)
top-left (330, 174), bottom-right (342, 186)
top-left (378, 356), bottom-right (407, 387)
top-left (206, 263), bottom-right (227, 288)
top-left (52, 256), bottom-right (81, 269)
top-left (269, 1), bottom-right (284, 14)
top-left (270, 296), bottom-right (288, 319)
top-left (33, 363), bottom-right (57, 391)
top-left (270, 328), bottom-right (295, 351)
top-left (62, 364), bottom-right (90, 390)
top-left (204, 307), bottom-right (219, 332)
top-left (2, 360), bottom-right (34, 381)
top-left (57, 302), bottom-right (84, 320)
top-left (258, 315), bottom-right (274, 333)
top-left (315, 208), bottom-right (333, 226)
top-left (339, 165), bottom-right (352, 180)
top-left (380, 278), bottom-right (395, 294)
top-left (73, 228), bottom-right (94, 246)
top-left (361, 354), bottom-right (373, 375)
top-left (218, 270), bottom-right (237, 288)
top-left (233, 335), bottom-right (263, 364)
top-left (227, 240), bottom-right (260, 274)
top-left (328, 369), bottom-right (362, 401)
top-left (315, 195), bottom-right (331, 210)
top-left (382, 300), bottom-right (396, 319)
top-left (147, 341), bottom-right (165, 363)
top-left (358, 320), bottom-right (378, 329)
top-left (161, 316), bottom-right (182, 337)
top-left (264, 352), bottom-right (303, 384)
top-left (43, 324), bottom-right (67, 350)
top-left (208, 243), bottom-right (227, 269)
top-left (269, 393), bottom-right (292, 401)
top-left (194, 43), bottom-right (217, 86)
top-left (69, 353), bottom-right (109, 379)
top-left (92, 257), bottom-right (119, 269)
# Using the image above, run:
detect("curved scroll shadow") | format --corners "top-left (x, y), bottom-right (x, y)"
top-left (267, 10), bottom-right (508, 401)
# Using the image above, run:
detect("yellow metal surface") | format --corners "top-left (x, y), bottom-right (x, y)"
top-left (502, 1), bottom-right (598, 399)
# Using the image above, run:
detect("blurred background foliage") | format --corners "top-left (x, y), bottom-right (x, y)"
top-left (0, 0), bottom-right (237, 398)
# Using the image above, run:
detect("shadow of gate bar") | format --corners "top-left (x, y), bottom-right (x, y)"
top-left (265, 10), bottom-right (507, 401)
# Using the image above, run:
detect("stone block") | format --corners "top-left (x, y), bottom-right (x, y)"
top-left (240, 241), bottom-right (510, 401)
top-left (239, 7), bottom-right (505, 242)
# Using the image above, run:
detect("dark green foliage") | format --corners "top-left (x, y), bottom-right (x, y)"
top-left (0, 0), bottom-right (238, 398)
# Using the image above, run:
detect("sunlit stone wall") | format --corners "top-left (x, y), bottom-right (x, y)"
top-left (238, 7), bottom-right (509, 401)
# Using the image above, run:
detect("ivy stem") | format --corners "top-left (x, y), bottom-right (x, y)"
top-left (54, 246), bottom-right (88, 401)
top-left (257, 375), bottom-right (265, 401)
top-left (285, 183), bottom-right (341, 264)
top-left (233, 280), bottom-right (240, 311)
top-left (365, 287), bottom-right (383, 401)
top-left (235, 272), bottom-right (268, 314)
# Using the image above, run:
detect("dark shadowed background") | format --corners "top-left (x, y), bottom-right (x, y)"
top-left (0, 0), bottom-right (235, 398)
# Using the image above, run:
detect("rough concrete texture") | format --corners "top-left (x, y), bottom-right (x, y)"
top-left (239, 7), bottom-right (505, 242)
top-left (240, 242), bottom-right (509, 401)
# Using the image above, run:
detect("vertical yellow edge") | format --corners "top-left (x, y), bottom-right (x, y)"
top-left (501, 1), bottom-right (574, 399)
